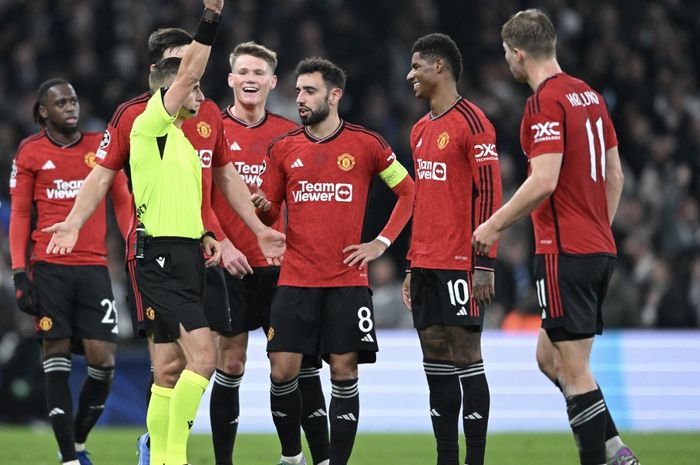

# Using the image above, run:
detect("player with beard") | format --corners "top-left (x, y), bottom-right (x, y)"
top-left (252, 57), bottom-right (415, 465)
top-left (9, 79), bottom-right (131, 465)
top-left (211, 42), bottom-right (330, 465)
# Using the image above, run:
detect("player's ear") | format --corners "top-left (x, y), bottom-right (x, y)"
top-left (228, 72), bottom-right (235, 89)
top-left (329, 87), bottom-right (343, 106)
top-left (270, 74), bottom-right (278, 90)
top-left (434, 57), bottom-right (445, 74)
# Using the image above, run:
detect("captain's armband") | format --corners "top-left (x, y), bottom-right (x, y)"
top-left (378, 160), bottom-right (409, 188)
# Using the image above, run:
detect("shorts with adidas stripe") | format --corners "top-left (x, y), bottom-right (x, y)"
top-left (533, 253), bottom-right (615, 339)
top-left (267, 286), bottom-right (378, 364)
top-left (409, 268), bottom-right (483, 329)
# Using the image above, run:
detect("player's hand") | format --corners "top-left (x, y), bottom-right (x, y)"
top-left (202, 236), bottom-right (222, 267)
top-left (203, 0), bottom-right (224, 14)
top-left (13, 271), bottom-right (39, 316)
top-left (251, 191), bottom-right (271, 212)
top-left (43, 221), bottom-right (79, 255)
top-left (472, 219), bottom-right (500, 255)
top-left (342, 239), bottom-right (387, 270)
top-left (472, 269), bottom-right (495, 306)
top-left (401, 272), bottom-right (412, 311)
top-left (257, 227), bottom-right (286, 266)
top-left (220, 238), bottom-right (253, 278)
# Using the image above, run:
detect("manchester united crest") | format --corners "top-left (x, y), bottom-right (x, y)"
top-left (337, 153), bottom-right (356, 171)
top-left (84, 151), bottom-right (97, 168)
top-left (197, 121), bottom-right (212, 138)
top-left (267, 326), bottom-right (275, 341)
top-left (145, 306), bottom-right (155, 320)
top-left (437, 132), bottom-right (450, 150)
top-left (39, 316), bottom-right (53, 331)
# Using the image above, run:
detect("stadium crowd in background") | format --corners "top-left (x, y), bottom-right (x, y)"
top-left (1, 1), bottom-right (700, 428)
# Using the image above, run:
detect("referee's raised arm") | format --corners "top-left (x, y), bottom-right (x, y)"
top-left (162, 0), bottom-right (224, 116)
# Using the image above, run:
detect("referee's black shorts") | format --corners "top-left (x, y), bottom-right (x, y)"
top-left (134, 237), bottom-right (207, 343)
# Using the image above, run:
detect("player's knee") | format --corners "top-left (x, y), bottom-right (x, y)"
top-left (220, 353), bottom-right (246, 375)
top-left (329, 359), bottom-right (358, 380)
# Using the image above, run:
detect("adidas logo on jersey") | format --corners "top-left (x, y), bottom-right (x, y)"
top-left (291, 158), bottom-right (304, 168)
top-left (230, 141), bottom-right (242, 150)
top-left (456, 307), bottom-right (468, 316)
top-left (307, 408), bottom-right (327, 418)
top-left (42, 160), bottom-right (56, 170)
top-left (337, 413), bottom-right (357, 421)
top-left (464, 412), bottom-right (483, 420)
top-left (361, 334), bottom-right (374, 343)
top-left (416, 138), bottom-right (423, 148)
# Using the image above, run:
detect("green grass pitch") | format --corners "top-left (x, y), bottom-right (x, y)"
top-left (0, 427), bottom-right (697, 464)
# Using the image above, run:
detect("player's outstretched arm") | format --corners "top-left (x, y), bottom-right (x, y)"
top-left (473, 152), bottom-right (563, 255)
top-left (43, 164), bottom-right (118, 254)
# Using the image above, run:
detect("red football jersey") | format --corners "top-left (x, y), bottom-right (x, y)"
top-left (261, 121), bottom-right (396, 287)
top-left (408, 97), bottom-right (502, 271)
top-left (520, 73), bottom-right (618, 255)
top-left (9, 131), bottom-right (127, 268)
top-left (213, 108), bottom-right (296, 267)
top-left (97, 93), bottom-right (231, 259)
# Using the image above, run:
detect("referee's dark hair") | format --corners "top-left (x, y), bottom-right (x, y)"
top-left (149, 57), bottom-right (182, 92)
top-left (412, 33), bottom-right (463, 82)
top-left (33, 78), bottom-right (70, 126)
top-left (295, 57), bottom-right (347, 91)
top-left (147, 28), bottom-right (193, 65)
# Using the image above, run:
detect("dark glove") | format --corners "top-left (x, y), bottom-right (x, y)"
top-left (13, 271), bottom-right (39, 315)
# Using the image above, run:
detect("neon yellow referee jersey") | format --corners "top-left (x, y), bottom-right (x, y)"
top-left (129, 89), bottom-right (204, 239)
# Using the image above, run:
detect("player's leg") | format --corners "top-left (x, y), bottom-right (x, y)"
top-left (33, 263), bottom-right (80, 464)
top-left (72, 265), bottom-right (119, 461)
top-left (74, 339), bottom-right (116, 459)
top-left (417, 325), bottom-right (460, 465)
top-left (165, 324), bottom-right (217, 465)
top-left (299, 355), bottom-right (329, 465)
top-left (211, 332), bottom-right (247, 465)
top-left (327, 352), bottom-right (359, 465)
top-left (270, 351), bottom-right (305, 464)
top-left (148, 340), bottom-right (183, 465)
top-left (43, 338), bottom-right (79, 465)
top-left (446, 326), bottom-right (489, 465)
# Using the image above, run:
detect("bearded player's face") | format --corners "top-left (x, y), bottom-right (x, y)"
top-left (295, 72), bottom-right (331, 126)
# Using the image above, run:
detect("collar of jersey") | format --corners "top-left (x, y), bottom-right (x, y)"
top-left (45, 129), bottom-right (84, 149)
top-left (304, 119), bottom-right (345, 144)
top-left (225, 106), bottom-right (268, 128)
top-left (429, 96), bottom-right (463, 121)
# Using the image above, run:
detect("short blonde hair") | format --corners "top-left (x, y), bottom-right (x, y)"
top-left (229, 41), bottom-right (278, 72)
top-left (501, 9), bottom-right (557, 59)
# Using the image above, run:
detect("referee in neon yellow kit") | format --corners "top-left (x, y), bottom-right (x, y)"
top-left (128, 1), bottom-right (285, 463)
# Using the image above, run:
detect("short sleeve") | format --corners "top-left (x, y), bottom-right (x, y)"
top-left (523, 94), bottom-right (565, 158)
top-left (132, 89), bottom-right (176, 137)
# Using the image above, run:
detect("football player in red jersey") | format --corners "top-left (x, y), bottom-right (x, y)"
top-left (43, 17), bottom-right (284, 465)
top-left (473, 9), bottom-right (639, 465)
top-left (9, 79), bottom-right (131, 465)
top-left (403, 33), bottom-right (503, 465)
top-left (211, 42), bottom-right (330, 465)
top-left (253, 57), bottom-right (415, 465)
